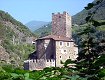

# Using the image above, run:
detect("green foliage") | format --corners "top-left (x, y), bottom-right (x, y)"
top-left (0, 10), bottom-right (33, 36)
top-left (1, 39), bottom-right (35, 67)
top-left (63, 59), bottom-right (75, 67)
top-left (0, 23), bottom-right (15, 40)
top-left (34, 23), bottom-right (51, 38)
top-left (85, 3), bottom-right (94, 10)
top-left (0, 66), bottom-right (77, 80)
top-left (76, 0), bottom-right (105, 79)
top-left (72, 0), bottom-right (105, 25)
top-left (0, 10), bottom-right (35, 67)
top-left (0, 24), bottom-right (5, 39)
top-left (2, 58), bottom-right (105, 80)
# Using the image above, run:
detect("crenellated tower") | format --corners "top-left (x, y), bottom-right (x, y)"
top-left (52, 11), bottom-right (72, 38)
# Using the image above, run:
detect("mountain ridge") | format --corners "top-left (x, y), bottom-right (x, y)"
top-left (72, 0), bottom-right (105, 24)
top-left (25, 20), bottom-right (49, 32)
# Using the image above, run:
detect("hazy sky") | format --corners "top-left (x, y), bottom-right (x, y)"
top-left (0, 0), bottom-right (93, 24)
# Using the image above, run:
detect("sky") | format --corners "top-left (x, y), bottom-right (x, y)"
top-left (0, 0), bottom-right (93, 24)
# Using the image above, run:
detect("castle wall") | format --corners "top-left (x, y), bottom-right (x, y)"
top-left (36, 39), bottom-right (56, 60)
top-left (55, 41), bottom-right (78, 67)
top-left (46, 59), bottom-right (55, 67)
top-left (24, 59), bottom-right (55, 70)
top-left (66, 13), bottom-right (72, 38)
top-left (36, 40), bottom-right (45, 59)
top-left (44, 39), bottom-right (56, 59)
top-left (73, 46), bottom-right (78, 60)
top-left (24, 59), bottom-right (46, 70)
top-left (52, 12), bottom-right (72, 38)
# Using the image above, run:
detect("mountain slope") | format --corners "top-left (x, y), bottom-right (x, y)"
top-left (34, 23), bottom-right (51, 37)
top-left (25, 21), bottom-right (49, 32)
top-left (0, 10), bottom-right (35, 67)
top-left (72, 0), bottom-right (105, 25)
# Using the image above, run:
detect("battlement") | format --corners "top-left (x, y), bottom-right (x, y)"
top-left (24, 59), bottom-right (55, 70)
top-left (52, 11), bottom-right (70, 16)
top-left (24, 59), bottom-right (55, 63)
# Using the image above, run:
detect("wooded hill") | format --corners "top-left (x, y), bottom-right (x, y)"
top-left (0, 10), bottom-right (35, 67)
top-left (72, 0), bottom-right (105, 25)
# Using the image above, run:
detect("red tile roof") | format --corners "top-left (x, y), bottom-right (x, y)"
top-left (36, 35), bottom-right (74, 42)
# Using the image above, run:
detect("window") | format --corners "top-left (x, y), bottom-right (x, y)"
top-left (47, 60), bottom-right (49, 62)
top-left (67, 42), bottom-right (70, 47)
top-left (50, 59), bottom-right (51, 62)
top-left (60, 56), bottom-right (62, 58)
top-left (64, 50), bottom-right (66, 52)
top-left (60, 42), bottom-right (62, 45)
top-left (59, 41), bottom-right (63, 46)
top-left (53, 59), bottom-right (54, 62)
top-left (67, 42), bottom-right (69, 46)
top-left (60, 49), bottom-right (67, 54)
top-left (59, 16), bottom-right (61, 18)
top-left (63, 49), bottom-right (67, 54)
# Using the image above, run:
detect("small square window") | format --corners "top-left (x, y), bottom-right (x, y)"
top-left (64, 50), bottom-right (66, 52)
top-left (50, 59), bottom-right (51, 62)
top-left (47, 60), bottom-right (49, 62)
top-left (67, 42), bottom-right (70, 47)
top-left (59, 41), bottom-right (63, 46)
top-left (67, 42), bottom-right (69, 46)
top-left (59, 16), bottom-right (61, 18)
top-left (60, 56), bottom-right (62, 58)
top-left (60, 42), bottom-right (62, 45)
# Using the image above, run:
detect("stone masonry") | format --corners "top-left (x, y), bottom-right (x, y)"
top-left (52, 11), bottom-right (72, 38)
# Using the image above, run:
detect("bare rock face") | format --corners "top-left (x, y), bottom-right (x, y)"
top-left (0, 45), bottom-right (10, 63)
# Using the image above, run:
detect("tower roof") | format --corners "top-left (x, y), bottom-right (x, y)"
top-left (36, 35), bottom-right (74, 42)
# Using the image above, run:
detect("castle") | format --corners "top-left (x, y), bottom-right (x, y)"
top-left (24, 11), bottom-right (78, 70)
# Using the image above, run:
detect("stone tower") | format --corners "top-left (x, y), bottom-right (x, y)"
top-left (52, 11), bottom-right (72, 38)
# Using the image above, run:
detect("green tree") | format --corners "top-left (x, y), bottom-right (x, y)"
top-left (76, 0), bottom-right (105, 79)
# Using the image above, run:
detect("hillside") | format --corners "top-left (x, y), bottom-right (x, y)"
top-left (0, 10), bottom-right (35, 67)
top-left (34, 23), bottom-right (51, 37)
top-left (72, 0), bottom-right (105, 25)
top-left (25, 21), bottom-right (49, 32)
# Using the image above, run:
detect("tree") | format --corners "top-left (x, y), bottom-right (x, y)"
top-left (76, 0), bottom-right (105, 79)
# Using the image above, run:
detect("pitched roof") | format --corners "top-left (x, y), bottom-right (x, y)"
top-left (36, 35), bottom-right (74, 42)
